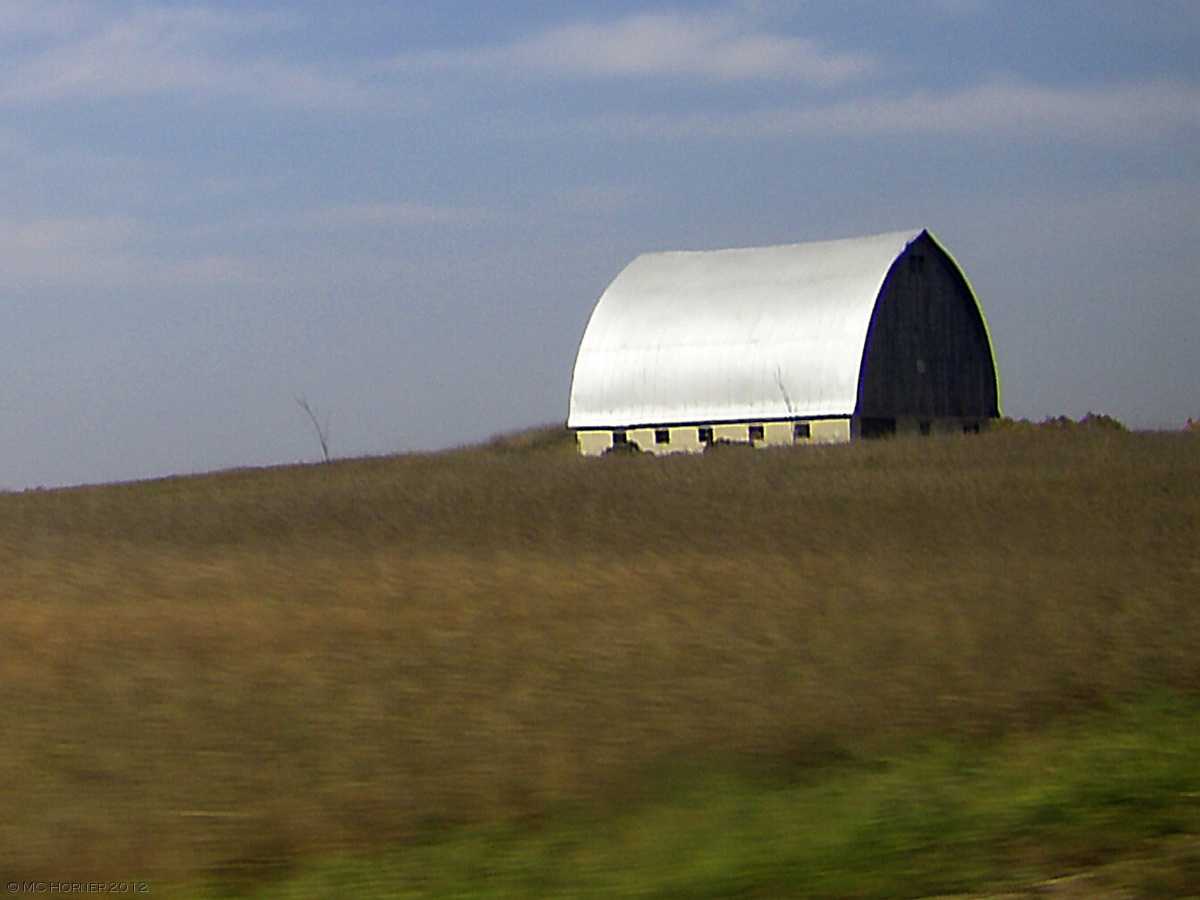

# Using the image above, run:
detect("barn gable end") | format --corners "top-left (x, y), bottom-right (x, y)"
top-left (568, 229), bottom-right (999, 455)
top-left (856, 232), bottom-right (1000, 435)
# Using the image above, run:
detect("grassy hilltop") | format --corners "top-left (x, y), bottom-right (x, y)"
top-left (1, 426), bottom-right (1198, 894)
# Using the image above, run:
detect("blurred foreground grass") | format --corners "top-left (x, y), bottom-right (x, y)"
top-left (0, 427), bottom-right (1197, 890)
top-left (189, 690), bottom-right (1200, 898)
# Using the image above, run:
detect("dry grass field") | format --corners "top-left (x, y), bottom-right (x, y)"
top-left (0, 426), bottom-right (1197, 888)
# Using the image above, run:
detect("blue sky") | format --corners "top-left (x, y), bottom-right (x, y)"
top-left (2, 0), bottom-right (1197, 488)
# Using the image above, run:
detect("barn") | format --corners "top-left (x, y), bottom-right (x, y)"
top-left (567, 228), bottom-right (1000, 455)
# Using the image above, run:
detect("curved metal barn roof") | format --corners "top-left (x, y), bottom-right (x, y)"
top-left (569, 228), bottom-right (947, 429)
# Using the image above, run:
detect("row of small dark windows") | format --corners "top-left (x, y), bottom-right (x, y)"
top-left (612, 420), bottom-right (981, 445)
top-left (612, 422), bottom-right (812, 445)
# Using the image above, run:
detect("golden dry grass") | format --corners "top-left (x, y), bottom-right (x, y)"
top-left (0, 428), bottom-right (1197, 882)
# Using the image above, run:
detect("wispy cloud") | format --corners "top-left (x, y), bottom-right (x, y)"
top-left (0, 200), bottom-right (481, 293)
top-left (514, 12), bottom-right (873, 83)
top-left (0, 4), bottom-right (364, 107)
top-left (812, 79), bottom-right (1200, 140)
top-left (295, 202), bottom-right (477, 231)
top-left (558, 185), bottom-right (640, 214)
top-left (580, 79), bottom-right (1200, 143)
top-left (0, 212), bottom-right (271, 291)
top-left (0, 0), bottom-right (84, 40)
top-left (921, 0), bottom-right (990, 16)
top-left (0, 214), bottom-right (144, 285)
top-left (392, 10), bottom-right (874, 84)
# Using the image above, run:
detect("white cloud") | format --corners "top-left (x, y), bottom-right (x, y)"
top-left (0, 4), bottom-right (364, 107)
top-left (391, 10), bottom-right (873, 84)
top-left (579, 79), bottom-right (1200, 143)
top-left (514, 12), bottom-right (872, 83)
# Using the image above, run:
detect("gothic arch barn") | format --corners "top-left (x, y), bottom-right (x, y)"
top-left (568, 229), bottom-right (999, 455)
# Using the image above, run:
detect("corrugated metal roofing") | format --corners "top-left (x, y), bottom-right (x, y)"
top-left (568, 228), bottom-right (928, 428)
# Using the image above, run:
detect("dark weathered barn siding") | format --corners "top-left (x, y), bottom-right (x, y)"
top-left (856, 232), bottom-right (999, 423)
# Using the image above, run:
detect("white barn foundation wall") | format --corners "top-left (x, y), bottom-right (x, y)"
top-left (575, 418), bottom-right (852, 456)
top-left (577, 431), bottom-right (615, 456)
top-left (810, 419), bottom-right (852, 443)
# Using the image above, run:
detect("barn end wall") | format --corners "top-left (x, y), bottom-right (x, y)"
top-left (856, 233), bottom-right (1000, 421)
top-left (574, 418), bottom-right (852, 456)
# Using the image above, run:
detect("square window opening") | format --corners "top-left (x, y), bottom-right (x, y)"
top-left (611, 431), bottom-right (627, 445)
top-left (793, 422), bottom-right (811, 440)
top-left (698, 426), bottom-right (713, 444)
top-left (748, 424), bottom-right (765, 442)
top-left (655, 428), bottom-right (670, 445)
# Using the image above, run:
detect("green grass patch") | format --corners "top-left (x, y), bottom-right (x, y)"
top-left (199, 690), bottom-right (1200, 899)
